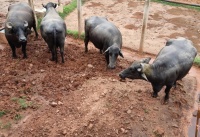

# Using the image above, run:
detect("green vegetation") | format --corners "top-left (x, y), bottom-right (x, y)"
top-left (0, 122), bottom-right (12, 129)
top-left (62, 0), bottom-right (77, 17)
top-left (18, 98), bottom-right (29, 109)
top-left (0, 111), bottom-right (6, 118)
top-left (37, 18), bottom-right (42, 30)
top-left (11, 97), bottom-right (32, 110)
top-left (14, 114), bottom-right (22, 121)
top-left (61, 0), bottom-right (86, 39)
top-left (58, 12), bottom-right (66, 19)
top-left (67, 29), bottom-right (85, 40)
top-left (152, 0), bottom-right (200, 11)
top-left (194, 56), bottom-right (200, 67)
top-left (144, 109), bottom-right (149, 114)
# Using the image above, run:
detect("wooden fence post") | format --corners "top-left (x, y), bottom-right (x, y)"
top-left (77, 0), bottom-right (82, 37)
top-left (139, 0), bottom-right (150, 53)
top-left (58, 0), bottom-right (61, 6)
top-left (28, 0), bottom-right (38, 27)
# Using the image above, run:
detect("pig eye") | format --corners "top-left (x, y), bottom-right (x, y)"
top-left (11, 28), bottom-right (16, 33)
top-left (109, 53), bottom-right (112, 56)
top-left (130, 67), bottom-right (135, 72)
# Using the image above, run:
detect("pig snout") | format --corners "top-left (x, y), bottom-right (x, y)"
top-left (119, 72), bottom-right (126, 80)
top-left (108, 64), bottom-right (116, 69)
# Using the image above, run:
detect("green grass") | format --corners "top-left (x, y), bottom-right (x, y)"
top-left (58, 12), bottom-right (66, 19)
top-left (67, 29), bottom-right (85, 40)
top-left (0, 111), bottom-right (6, 118)
top-left (194, 56), bottom-right (200, 67)
top-left (11, 97), bottom-right (32, 110)
top-left (59, 0), bottom-right (85, 19)
top-left (18, 98), bottom-right (29, 109)
top-left (152, 0), bottom-right (200, 11)
top-left (62, 0), bottom-right (77, 17)
top-left (0, 122), bottom-right (12, 129)
top-left (37, 18), bottom-right (42, 30)
top-left (144, 109), bottom-right (149, 114)
top-left (14, 114), bottom-right (22, 121)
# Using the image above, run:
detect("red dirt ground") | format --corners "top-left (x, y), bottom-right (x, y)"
top-left (0, 33), bottom-right (198, 137)
top-left (0, 0), bottom-right (200, 137)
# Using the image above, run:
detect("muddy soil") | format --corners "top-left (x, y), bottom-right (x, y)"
top-left (0, 33), bottom-right (197, 137)
top-left (0, 0), bottom-right (200, 137)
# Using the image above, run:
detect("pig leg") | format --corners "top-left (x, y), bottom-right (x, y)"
top-left (22, 42), bottom-right (27, 58)
top-left (173, 81), bottom-right (177, 88)
top-left (162, 85), bottom-right (173, 104)
top-left (99, 49), bottom-right (103, 54)
top-left (152, 85), bottom-right (162, 98)
top-left (105, 53), bottom-right (109, 65)
top-left (48, 43), bottom-right (55, 61)
top-left (33, 21), bottom-right (38, 38)
top-left (59, 43), bottom-right (64, 63)
top-left (84, 33), bottom-right (89, 53)
top-left (9, 42), bottom-right (17, 58)
top-left (52, 45), bottom-right (58, 63)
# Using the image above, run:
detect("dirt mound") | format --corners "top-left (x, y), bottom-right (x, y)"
top-left (0, 33), bottom-right (197, 136)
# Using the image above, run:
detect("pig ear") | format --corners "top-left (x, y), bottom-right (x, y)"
top-left (138, 63), bottom-right (148, 81)
top-left (42, 4), bottom-right (46, 8)
top-left (137, 63), bottom-right (143, 72)
top-left (6, 22), bottom-right (13, 29)
top-left (103, 47), bottom-right (110, 54)
top-left (141, 57), bottom-right (151, 64)
top-left (54, 3), bottom-right (57, 8)
top-left (119, 50), bottom-right (124, 58)
top-left (24, 21), bottom-right (28, 28)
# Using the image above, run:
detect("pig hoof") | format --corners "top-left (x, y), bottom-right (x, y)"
top-left (161, 97), bottom-right (169, 105)
top-left (12, 56), bottom-right (18, 59)
top-left (152, 93), bottom-right (158, 98)
top-left (119, 79), bottom-right (126, 82)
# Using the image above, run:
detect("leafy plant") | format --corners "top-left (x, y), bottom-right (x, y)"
top-left (37, 18), bottom-right (42, 30)
top-left (194, 56), bottom-right (200, 67)
top-left (0, 111), bottom-right (6, 118)
top-left (1, 122), bottom-right (12, 129)
top-left (11, 97), bottom-right (18, 102)
top-left (11, 97), bottom-right (32, 110)
top-left (18, 98), bottom-right (29, 109)
top-left (14, 114), bottom-right (22, 121)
